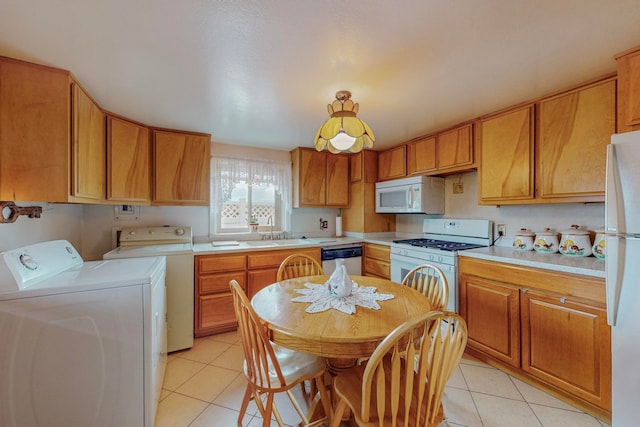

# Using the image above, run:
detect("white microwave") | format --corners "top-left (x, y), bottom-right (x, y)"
top-left (375, 176), bottom-right (445, 214)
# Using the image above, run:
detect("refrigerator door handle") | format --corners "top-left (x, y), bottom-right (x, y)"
top-left (605, 235), bottom-right (623, 326)
top-left (605, 144), bottom-right (620, 233)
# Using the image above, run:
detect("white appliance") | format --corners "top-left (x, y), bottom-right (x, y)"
top-left (104, 225), bottom-right (194, 352)
top-left (390, 218), bottom-right (493, 312)
top-left (321, 244), bottom-right (363, 275)
top-left (0, 240), bottom-right (166, 427)
top-left (605, 130), bottom-right (640, 426)
top-left (375, 176), bottom-right (445, 214)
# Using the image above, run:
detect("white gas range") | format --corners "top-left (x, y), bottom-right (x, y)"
top-left (390, 218), bottom-right (493, 312)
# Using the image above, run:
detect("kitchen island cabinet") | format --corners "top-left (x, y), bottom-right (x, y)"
top-left (195, 247), bottom-right (321, 337)
top-left (152, 129), bottom-right (211, 206)
top-left (459, 256), bottom-right (611, 422)
top-left (0, 56), bottom-right (105, 203)
top-left (291, 147), bottom-right (350, 208)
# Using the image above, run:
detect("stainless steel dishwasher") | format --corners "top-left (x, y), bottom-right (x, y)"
top-left (321, 244), bottom-right (363, 275)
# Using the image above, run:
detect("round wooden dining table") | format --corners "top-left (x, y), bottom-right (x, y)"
top-left (251, 274), bottom-right (432, 371)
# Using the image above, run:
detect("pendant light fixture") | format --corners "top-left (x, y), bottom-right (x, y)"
top-left (313, 90), bottom-right (375, 153)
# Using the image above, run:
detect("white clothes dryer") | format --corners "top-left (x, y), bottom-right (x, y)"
top-left (104, 225), bottom-right (194, 352)
top-left (0, 240), bottom-right (166, 427)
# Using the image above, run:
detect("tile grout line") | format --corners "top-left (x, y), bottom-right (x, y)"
top-left (456, 360), bottom-right (486, 427)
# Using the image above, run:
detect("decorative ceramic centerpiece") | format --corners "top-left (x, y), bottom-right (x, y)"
top-left (326, 258), bottom-right (353, 297)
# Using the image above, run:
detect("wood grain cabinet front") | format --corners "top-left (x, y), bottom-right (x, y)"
top-left (0, 57), bottom-right (105, 203)
top-left (362, 243), bottom-right (390, 279)
top-left (152, 129), bottom-right (211, 206)
top-left (616, 45), bottom-right (640, 132)
top-left (377, 145), bottom-right (407, 181)
top-left (106, 115), bottom-right (151, 204)
top-left (195, 254), bottom-right (247, 337)
top-left (291, 147), bottom-right (349, 208)
top-left (459, 257), bottom-right (611, 422)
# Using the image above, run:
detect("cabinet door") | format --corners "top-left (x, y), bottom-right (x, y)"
top-left (537, 78), bottom-right (615, 200)
top-left (247, 267), bottom-right (278, 298)
top-left (107, 116), bottom-right (151, 204)
top-left (407, 136), bottom-right (436, 175)
top-left (437, 124), bottom-right (474, 172)
top-left (71, 84), bottom-right (105, 202)
top-left (153, 130), bottom-right (210, 205)
top-left (297, 149), bottom-right (326, 206)
top-left (521, 290), bottom-right (611, 411)
top-left (616, 46), bottom-right (640, 132)
top-left (197, 293), bottom-right (238, 336)
top-left (459, 274), bottom-right (520, 367)
top-left (378, 145), bottom-right (407, 180)
top-left (0, 58), bottom-right (70, 202)
top-left (326, 154), bottom-right (349, 207)
top-left (478, 106), bottom-right (534, 204)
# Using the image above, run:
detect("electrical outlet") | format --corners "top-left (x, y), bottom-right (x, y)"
top-left (453, 182), bottom-right (464, 194)
top-left (497, 224), bottom-right (506, 236)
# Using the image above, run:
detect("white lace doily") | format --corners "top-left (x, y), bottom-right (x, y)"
top-left (292, 282), bottom-right (395, 314)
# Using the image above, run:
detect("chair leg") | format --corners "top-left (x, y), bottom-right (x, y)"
top-left (238, 384), bottom-right (252, 426)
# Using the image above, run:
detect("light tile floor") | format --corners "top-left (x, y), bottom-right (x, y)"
top-left (155, 331), bottom-right (611, 427)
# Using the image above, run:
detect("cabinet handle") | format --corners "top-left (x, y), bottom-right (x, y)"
top-left (560, 297), bottom-right (566, 304)
top-left (522, 289), bottom-right (528, 294)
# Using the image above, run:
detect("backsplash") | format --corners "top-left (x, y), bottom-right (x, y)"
top-left (395, 172), bottom-right (605, 241)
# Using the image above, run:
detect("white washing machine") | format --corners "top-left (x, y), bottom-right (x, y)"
top-left (104, 225), bottom-right (194, 352)
top-left (0, 240), bottom-right (166, 427)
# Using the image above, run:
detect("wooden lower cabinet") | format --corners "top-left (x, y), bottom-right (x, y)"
top-left (362, 243), bottom-right (390, 279)
top-left (195, 247), bottom-right (321, 337)
top-left (459, 257), bottom-right (611, 422)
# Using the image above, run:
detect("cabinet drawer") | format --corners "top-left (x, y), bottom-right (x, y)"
top-left (199, 272), bottom-right (246, 294)
top-left (197, 254), bottom-right (246, 273)
top-left (364, 258), bottom-right (390, 279)
top-left (365, 243), bottom-right (390, 261)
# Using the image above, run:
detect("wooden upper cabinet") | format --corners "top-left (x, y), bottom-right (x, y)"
top-left (0, 57), bottom-right (105, 203)
top-left (537, 78), bottom-right (615, 200)
top-left (107, 115), bottom-right (151, 204)
top-left (378, 145), bottom-right (407, 181)
top-left (407, 136), bottom-right (436, 175)
top-left (291, 147), bottom-right (349, 208)
top-left (71, 83), bottom-right (105, 202)
top-left (437, 123), bottom-right (474, 173)
top-left (152, 129), bottom-right (211, 205)
top-left (478, 105), bottom-right (535, 204)
top-left (615, 45), bottom-right (640, 132)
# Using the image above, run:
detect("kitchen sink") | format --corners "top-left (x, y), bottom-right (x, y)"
top-left (245, 241), bottom-right (280, 247)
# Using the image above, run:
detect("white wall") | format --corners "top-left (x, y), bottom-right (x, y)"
top-left (395, 172), bottom-right (605, 241)
top-left (0, 202), bottom-right (82, 252)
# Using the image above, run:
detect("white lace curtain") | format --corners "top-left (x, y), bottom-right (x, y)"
top-left (210, 156), bottom-right (292, 233)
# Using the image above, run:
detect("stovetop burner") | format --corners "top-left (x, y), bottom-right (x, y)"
top-left (392, 238), bottom-right (486, 252)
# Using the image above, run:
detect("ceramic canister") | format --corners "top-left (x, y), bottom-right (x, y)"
top-left (592, 228), bottom-right (606, 259)
top-left (533, 228), bottom-right (559, 254)
top-left (559, 225), bottom-right (592, 257)
top-left (513, 228), bottom-right (535, 251)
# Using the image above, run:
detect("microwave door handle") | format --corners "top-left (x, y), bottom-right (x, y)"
top-left (408, 187), bottom-right (414, 208)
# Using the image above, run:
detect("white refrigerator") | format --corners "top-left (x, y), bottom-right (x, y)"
top-left (605, 130), bottom-right (640, 426)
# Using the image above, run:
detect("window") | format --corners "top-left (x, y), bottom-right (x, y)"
top-left (210, 157), bottom-right (291, 236)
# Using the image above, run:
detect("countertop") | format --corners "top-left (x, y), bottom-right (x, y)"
top-left (193, 236), bottom-right (365, 255)
top-left (459, 246), bottom-right (605, 278)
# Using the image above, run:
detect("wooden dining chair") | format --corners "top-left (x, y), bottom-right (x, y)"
top-left (229, 280), bottom-right (333, 427)
top-left (276, 253), bottom-right (324, 281)
top-left (329, 311), bottom-right (468, 427)
top-left (402, 263), bottom-right (449, 311)
top-left (275, 253), bottom-right (324, 400)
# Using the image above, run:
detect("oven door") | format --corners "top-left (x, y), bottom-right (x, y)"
top-left (390, 251), bottom-right (458, 312)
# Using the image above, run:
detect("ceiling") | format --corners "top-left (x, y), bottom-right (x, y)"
top-left (1, 1), bottom-right (639, 152)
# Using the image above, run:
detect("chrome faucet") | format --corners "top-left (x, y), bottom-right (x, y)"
top-left (267, 215), bottom-right (274, 240)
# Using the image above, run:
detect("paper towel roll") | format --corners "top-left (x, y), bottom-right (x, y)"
top-left (336, 216), bottom-right (343, 237)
